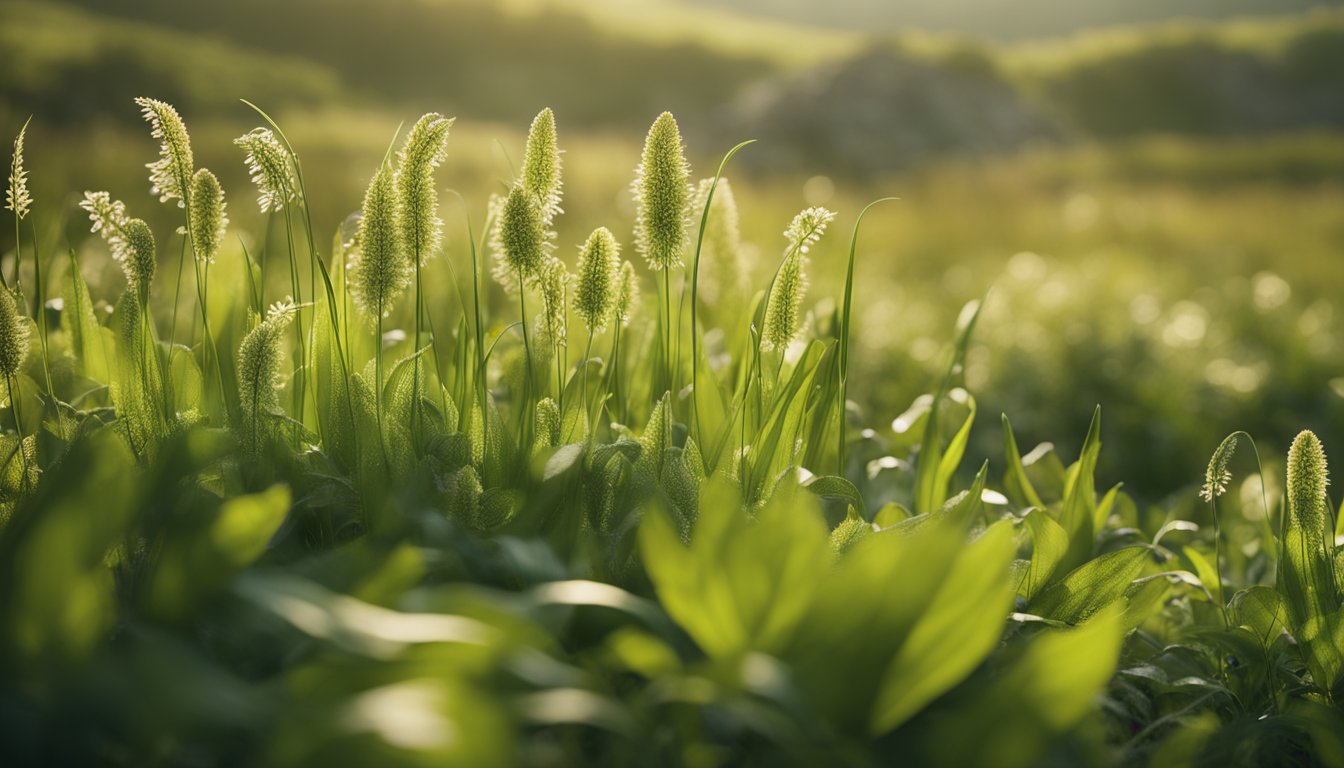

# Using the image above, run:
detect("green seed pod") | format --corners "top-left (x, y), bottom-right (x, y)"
top-left (122, 218), bottom-right (157, 300)
top-left (188, 168), bottom-right (227, 264)
top-left (574, 227), bottom-right (620, 333)
top-left (614, 260), bottom-right (639, 329)
top-left (633, 112), bottom-right (690, 272)
top-left (535, 397), bottom-right (560, 449)
top-left (0, 288), bottom-right (30, 378)
top-left (6, 120), bottom-right (31, 219)
top-left (135, 97), bottom-right (193, 206)
top-left (351, 163), bottom-right (410, 318)
top-left (521, 108), bottom-right (563, 226)
top-left (234, 127), bottom-right (296, 213)
top-left (394, 112), bottom-right (454, 262)
top-left (538, 257), bottom-right (569, 348)
top-left (495, 185), bottom-right (547, 283)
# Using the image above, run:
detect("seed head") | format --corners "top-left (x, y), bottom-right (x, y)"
top-left (538, 257), bottom-right (570, 348)
top-left (614, 260), bottom-right (639, 329)
top-left (761, 248), bottom-right (807, 353)
top-left (521, 108), bottom-right (563, 226)
top-left (1200, 433), bottom-right (1239, 503)
top-left (135, 97), bottom-right (193, 206)
top-left (0, 288), bottom-right (30, 378)
top-left (351, 163), bottom-right (410, 318)
top-left (574, 227), bottom-right (620, 333)
top-left (784, 206), bottom-right (836, 255)
top-left (394, 112), bottom-right (454, 262)
top-left (122, 218), bottom-right (157, 300)
top-left (535, 397), bottom-right (560, 449)
top-left (6, 120), bottom-right (31, 219)
top-left (690, 176), bottom-right (746, 301)
top-left (237, 303), bottom-right (298, 451)
top-left (494, 185), bottom-right (547, 284)
top-left (1287, 430), bottom-right (1329, 531)
top-left (80, 191), bottom-right (131, 263)
top-left (234, 127), bottom-right (297, 213)
top-left (187, 168), bottom-right (227, 264)
top-left (633, 112), bottom-right (690, 271)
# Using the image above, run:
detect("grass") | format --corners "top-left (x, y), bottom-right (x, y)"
top-left (1, 99), bottom-right (1343, 766)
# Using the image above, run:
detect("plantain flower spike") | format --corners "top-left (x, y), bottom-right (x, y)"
top-left (6, 119), bottom-right (31, 219)
top-left (494, 185), bottom-right (547, 285)
top-left (394, 112), bottom-right (454, 262)
top-left (187, 168), bottom-right (228, 264)
top-left (574, 227), bottom-right (620, 333)
top-left (237, 299), bottom-right (300, 452)
top-left (762, 207), bottom-right (834, 353)
top-left (633, 112), bottom-right (690, 272)
top-left (521, 108), bottom-right (563, 226)
top-left (123, 218), bottom-right (157, 302)
top-left (535, 397), bottom-right (561, 449)
top-left (691, 177), bottom-right (747, 302)
top-left (0, 288), bottom-right (30, 379)
top-left (1287, 430), bottom-right (1329, 542)
top-left (234, 127), bottom-right (297, 213)
top-left (135, 97), bottom-right (194, 206)
top-left (538, 257), bottom-right (570, 348)
top-left (614, 260), bottom-right (639, 329)
top-left (1200, 433), bottom-right (1239, 503)
top-left (351, 163), bottom-right (410, 318)
top-left (80, 191), bottom-right (131, 263)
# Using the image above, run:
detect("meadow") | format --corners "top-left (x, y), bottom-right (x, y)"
top-left (0, 92), bottom-right (1340, 767)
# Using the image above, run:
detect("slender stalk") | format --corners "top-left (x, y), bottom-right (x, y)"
top-left (686, 140), bottom-right (754, 443)
top-left (838, 198), bottom-right (898, 476)
top-left (661, 271), bottom-right (672, 398)
top-left (282, 208), bottom-right (305, 440)
top-left (517, 271), bottom-right (533, 447)
top-left (28, 221), bottom-right (53, 402)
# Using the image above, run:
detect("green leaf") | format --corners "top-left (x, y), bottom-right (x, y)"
top-left (1029, 546), bottom-right (1148, 625)
top-left (1019, 508), bottom-right (1069, 600)
top-left (1058, 406), bottom-right (1102, 572)
top-left (1232, 585), bottom-right (1288, 648)
top-left (1002, 413), bottom-right (1044, 509)
top-left (870, 520), bottom-right (1016, 734)
top-left (805, 474), bottom-right (866, 519)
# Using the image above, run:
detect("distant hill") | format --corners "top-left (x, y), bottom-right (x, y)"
top-left (691, 0), bottom-right (1344, 40)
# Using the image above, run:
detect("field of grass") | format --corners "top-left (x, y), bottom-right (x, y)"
top-left (0, 94), bottom-right (1343, 767)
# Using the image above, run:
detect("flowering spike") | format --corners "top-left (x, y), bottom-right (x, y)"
top-left (80, 191), bottom-right (131, 264)
top-left (574, 228), bottom-right (620, 333)
top-left (691, 177), bottom-right (747, 301)
top-left (633, 112), bottom-right (690, 271)
top-left (351, 163), bottom-right (409, 318)
top-left (521, 108), bottom-right (563, 226)
top-left (234, 127), bottom-right (297, 213)
top-left (188, 168), bottom-right (227, 264)
top-left (762, 207), bottom-right (833, 353)
top-left (614, 260), bottom-right (639, 329)
top-left (123, 218), bottom-right (157, 300)
top-left (1200, 433), bottom-right (1239, 502)
top-left (394, 112), bottom-right (454, 262)
top-left (0, 288), bottom-right (30, 378)
top-left (6, 120), bottom-right (32, 219)
top-left (494, 185), bottom-right (547, 285)
top-left (237, 306), bottom-right (298, 452)
top-left (135, 97), bottom-right (194, 206)
top-left (538, 257), bottom-right (570, 348)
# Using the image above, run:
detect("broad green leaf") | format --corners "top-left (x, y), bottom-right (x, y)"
top-left (1019, 508), bottom-right (1069, 600)
top-left (1058, 406), bottom-right (1101, 572)
top-left (805, 474), bottom-right (866, 519)
top-left (1029, 546), bottom-right (1148, 625)
top-left (870, 521), bottom-right (1016, 734)
top-left (1232, 585), bottom-right (1288, 647)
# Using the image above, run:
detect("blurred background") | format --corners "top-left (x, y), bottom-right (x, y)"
top-left (3, 0), bottom-right (1344, 501)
